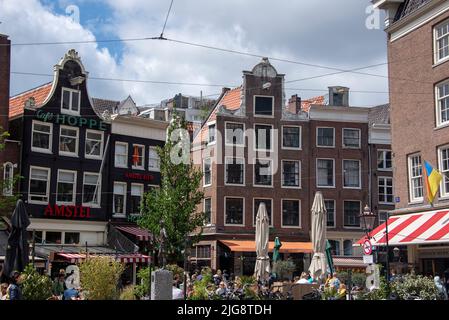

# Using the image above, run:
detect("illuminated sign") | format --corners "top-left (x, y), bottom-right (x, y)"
top-left (36, 110), bottom-right (107, 131)
top-left (124, 172), bottom-right (154, 182)
top-left (44, 204), bottom-right (93, 219)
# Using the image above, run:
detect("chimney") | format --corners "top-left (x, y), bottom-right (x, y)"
top-left (222, 87), bottom-right (231, 95)
top-left (328, 86), bottom-right (349, 107)
top-left (288, 94), bottom-right (302, 114)
top-left (0, 34), bottom-right (10, 132)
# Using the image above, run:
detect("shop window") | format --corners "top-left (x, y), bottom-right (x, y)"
top-left (64, 232), bottom-right (80, 245)
top-left (45, 232), bottom-right (62, 245)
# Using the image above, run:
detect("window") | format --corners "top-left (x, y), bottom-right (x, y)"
top-left (377, 150), bottom-right (392, 170)
top-left (379, 177), bottom-right (393, 204)
top-left (3, 162), bottom-right (13, 196)
top-left (82, 173), bottom-right (100, 207)
top-left (253, 199), bottom-right (272, 226)
top-left (317, 127), bottom-right (334, 147)
top-left (203, 158), bottom-right (212, 186)
top-left (378, 211), bottom-right (388, 225)
top-left (254, 159), bottom-right (272, 186)
top-left (408, 154), bottom-right (423, 202)
top-left (282, 160), bottom-right (300, 188)
top-left (325, 200), bottom-right (335, 228)
top-left (225, 197), bottom-right (244, 225)
top-left (113, 182), bottom-right (126, 216)
top-left (317, 159), bottom-right (334, 188)
top-left (343, 160), bottom-right (361, 188)
top-left (131, 145), bottom-right (145, 169)
top-left (225, 157), bottom-right (244, 185)
top-left (329, 240), bottom-right (340, 256)
top-left (148, 146), bottom-right (160, 172)
top-left (61, 87), bottom-right (80, 115)
top-left (32, 121), bottom-right (52, 153)
top-left (343, 240), bottom-right (353, 256)
top-left (436, 81), bottom-right (449, 126)
top-left (225, 122), bottom-right (244, 146)
top-left (343, 128), bottom-right (361, 148)
top-left (115, 142), bottom-right (128, 168)
top-left (208, 124), bottom-right (216, 144)
top-left (130, 184), bottom-right (144, 215)
top-left (204, 198), bottom-right (212, 225)
top-left (435, 20), bottom-right (449, 63)
top-left (255, 125), bottom-right (272, 151)
top-left (282, 200), bottom-right (300, 227)
top-left (64, 232), bottom-right (80, 245)
top-left (29, 167), bottom-right (50, 204)
top-left (56, 170), bottom-right (76, 204)
top-left (282, 126), bottom-right (301, 149)
top-left (254, 96), bottom-right (274, 116)
top-left (45, 232), bottom-right (62, 245)
top-left (59, 126), bottom-right (79, 156)
top-left (344, 201), bottom-right (361, 228)
top-left (85, 130), bottom-right (103, 159)
top-left (439, 146), bottom-right (449, 197)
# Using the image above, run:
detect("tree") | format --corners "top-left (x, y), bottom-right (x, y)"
top-left (138, 115), bottom-right (205, 265)
top-left (21, 264), bottom-right (53, 300)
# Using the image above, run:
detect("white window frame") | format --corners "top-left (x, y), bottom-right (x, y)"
top-left (203, 158), bottom-right (212, 187)
top-left (207, 121), bottom-right (216, 146)
top-left (113, 181), bottom-right (127, 217)
top-left (59, 125), bottom-right (79, 157)
top-left (281, 159), bottom-right (301, 189)
top-left (281, 199), bottom-right (301, 229)
top-left (253, 158), bottom-right (273, 188)
top-left (114, 142), bottom-right (128, 168)
top-left (224, 196), bottom-right (245, 227)
top-left (130, 183), bottom-right (144, 216)
top-left (434, 19), bottom-right (449, 65)
top-left (131, 144), bottom-right (145, 170)
top-left (31, 120), bottom-right (53, 154)
top-left (378, 149), bottom-right (393, 171)
top-left (378, 211), bottom-right (388, 225)
top-left (82, 172), bottom-right (101, 208)
top-left (253, 95), bottom-right (274, 118)
top-left (148, 146), bottom-right (161, 172)
top-left (316, 158), bottom-right (335, 188)
top-left (436, 79), bottom-right (449, 127)
top-left (254, 124), bottom-right (274, 152)
top-left (225, 157), bottom-right (245, 186)
top-left (342, 159), bottom-right (362, 189)
top-left (3, 162), bottom-right (13, 196)
top-left (342, 128), bottom-right (361, 149)
top-left (204, 198), bottom-right (212, 226)
top-left (253, 198), bottom-right (273, 227)
top-left (224, 121), bottom-right (245, 147)
top-left (408, 153), bottom-right (424, 203)
top-left (56, 170), bottom-right (77, 205)
top-left (378, 176), bottom-right (394, 204)
top-left (61, 87), bottom-right (81, 116)
top-left (316, 127), bottom-right (335, 148)
top-left (28, 166), bottom-right (50, 205)
top-left (281, 125), bottom-right (302, 150)
top-left (325, 199), bottom-right (336, 228)
top-left (438, 145), bottom-right (449, 198)
top-left (85, 129), bottom-right (104, 160)
top-left (343, 200), bottom-right (362, 229)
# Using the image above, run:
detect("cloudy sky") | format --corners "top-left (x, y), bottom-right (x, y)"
top-left (0, 0), bottom-right (388, 107)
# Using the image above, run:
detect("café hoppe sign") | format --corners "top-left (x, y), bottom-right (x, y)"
top-left (36, 110), bottom-right (108, 131)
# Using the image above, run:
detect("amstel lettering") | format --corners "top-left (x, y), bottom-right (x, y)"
top-left (44, 204), bottom-right (92, 219)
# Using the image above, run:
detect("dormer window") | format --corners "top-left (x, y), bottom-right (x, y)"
top-left (61, 87), bottom-right (80, 115)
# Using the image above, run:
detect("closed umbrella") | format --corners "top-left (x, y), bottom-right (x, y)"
top-left (3, 199), bottom-right (31, 278)
top-left (308, 192), bottom-right (327, 280)
top-left (325, 240), bottom-right (334, 276)
top-left (254, 202), bottom-right (270, 282)
top-left (272, 237), bottom-right (282, 280)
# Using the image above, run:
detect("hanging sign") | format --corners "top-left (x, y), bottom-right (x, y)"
top-left (44, 204), bottom-right (93, 219)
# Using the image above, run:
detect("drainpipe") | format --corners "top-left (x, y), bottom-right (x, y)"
top-left (368, 141), bottom-right (372, 209)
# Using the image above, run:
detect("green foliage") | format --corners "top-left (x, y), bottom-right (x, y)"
top-left (79, 256), bottom-right (125, 300)
top-left (322, 286), bottom-right (338, 300)
top-left (21, 264), bottom-right (53, 300)
top-left (336, 271), bottom-right (366, 288)
top-left (238, 276), bottom-right (260, 300)
top-left (391, 274), bottom-right (440, 300)
top-left (134, 266), bottom-right (151, 299)
top-left (272, 260), bottom-right (296, 280)
top-left (166, 264), bottom-right (184, 280)
top-left (120, 286), bottom-right (137, 300)
top-left (138, 116), bottom-right (205, 265)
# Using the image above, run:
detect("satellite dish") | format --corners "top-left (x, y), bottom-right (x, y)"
top-left (65, 265), bottom-right (80, 289)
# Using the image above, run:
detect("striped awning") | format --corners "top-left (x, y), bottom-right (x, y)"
top-left (56, 253), bottom-right (151, 264)
top-left (220, 240), bottom-right (313, 253)
top-left (116, 226), bottom-right (151, 241)
top-left (333, 256), bottom-right (365, 268)
top-left (356, 208), bottom-right (449, 246)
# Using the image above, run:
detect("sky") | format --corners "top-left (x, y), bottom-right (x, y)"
top-left (0, 0), bottom-right (389, 107)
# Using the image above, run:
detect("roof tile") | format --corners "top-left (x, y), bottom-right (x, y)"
top-left (9, 83), bottom-right (52, 118)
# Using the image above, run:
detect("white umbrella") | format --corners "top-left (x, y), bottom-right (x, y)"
top-left (254, 202), bottom-right (271, 281)
top-left (308, 191), bottom-right (327, 280)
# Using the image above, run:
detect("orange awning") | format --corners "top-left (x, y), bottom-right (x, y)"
top-left (220, 240), bottom-right (313, 253)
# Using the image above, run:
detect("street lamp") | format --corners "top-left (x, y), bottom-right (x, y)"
top-left (360, 204), bottom-right (377, 238)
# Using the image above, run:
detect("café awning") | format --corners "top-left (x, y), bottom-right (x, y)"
top-left (220, 240), bottom-right (313, 253)
top-left (56, 252), bottom-right (151, 264)
top-left (356, 208), bottom-right (449, 246)
top-left (115, 225), bottom-right (151, 241)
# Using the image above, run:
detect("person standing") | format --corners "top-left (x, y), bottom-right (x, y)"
top-left (434, 276), bottom-right (448, 300)
top-left (8, 271), bottom-right (22, 300)
top-left (52, 272), bottom-right (66, 298)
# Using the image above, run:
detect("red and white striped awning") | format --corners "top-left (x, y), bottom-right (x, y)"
top-left (356, 209), bottom-right (449, 246)
top-left (116, 226), bottom-right (151, 241)
top-left (56, 253), bottom-right (151, 264)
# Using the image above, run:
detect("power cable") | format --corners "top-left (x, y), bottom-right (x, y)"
top-left (160, 0), bottom-right (175, 38)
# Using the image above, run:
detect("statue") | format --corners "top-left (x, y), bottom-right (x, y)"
top-left (158, 219), bottom-right (168, 268)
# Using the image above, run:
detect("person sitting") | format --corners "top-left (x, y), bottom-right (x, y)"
top-left (63, 286), bottom-right (79, 300)
top-left (337, 284), bottom-right (347, 300)
top-left (215, 281), bottom-right (228, 297)
top-left (172, 281), bottom-right (184, 300)
top-left (0, 283), bottom-right (8, 300)
top-left (296, 272), bottom-right (309, 284)
top-left (325, 274), bottom-right (332, 287)
top-left (52, 272), bottom-right (66, 297)
top-left (213, 270), bottom-right (223, 286)
top-left (8, 271), bottom-right (22, 300)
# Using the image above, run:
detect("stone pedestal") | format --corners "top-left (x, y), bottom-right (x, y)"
top-left (151, 269), bottom-right (173, 300)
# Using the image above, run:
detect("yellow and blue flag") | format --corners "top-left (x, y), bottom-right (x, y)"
top-left (423, 160), bottom-right (443, 204)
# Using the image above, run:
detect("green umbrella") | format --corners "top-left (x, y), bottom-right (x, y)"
top-left (272, 237), bottom-right (282, 279)
top-left (325, 240), bottom-right (334, 276)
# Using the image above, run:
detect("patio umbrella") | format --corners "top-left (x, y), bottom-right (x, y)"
top-left (308, 192), bottom-right (327, 280)
top-left (325, 240), bottom-right (334, 276)
top-left (254, 202), bottom-right (270, 282)
top-left (3, 199), bottom-right (31, 278)
top-left (272, 237), bottom-right (282, 279)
